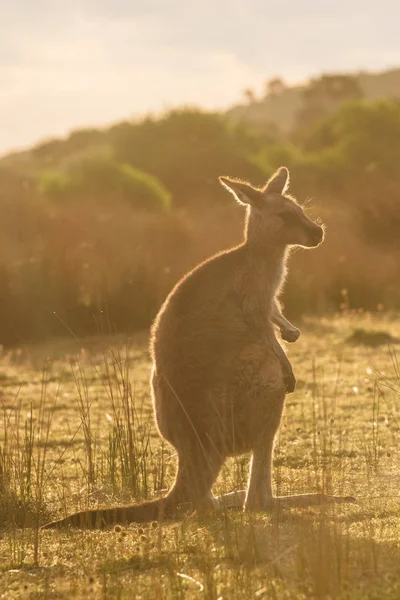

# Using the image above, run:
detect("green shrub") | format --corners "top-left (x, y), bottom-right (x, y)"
top-left (38, 149), bottom-right (171, 212)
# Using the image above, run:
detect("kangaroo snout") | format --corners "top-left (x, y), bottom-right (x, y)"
top-left (306, 223), bottom-right (324, 247)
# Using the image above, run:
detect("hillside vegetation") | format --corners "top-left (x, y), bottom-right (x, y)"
top-left (0, 69), bottom-right (399, 345)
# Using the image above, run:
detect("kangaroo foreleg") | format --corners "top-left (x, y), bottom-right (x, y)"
top-left (272, 301), bottom-right (300, 343)
top-left (239, 296), bottom-right (296, 393)
top-left (271, 338), bottom-right (296, 394)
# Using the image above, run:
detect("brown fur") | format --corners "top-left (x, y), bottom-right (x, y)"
top-left (43, 167), bottom-right (355, 529)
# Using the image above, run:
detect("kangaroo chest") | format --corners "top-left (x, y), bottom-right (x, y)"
top-left (243, 258), bottom-right (286, 315)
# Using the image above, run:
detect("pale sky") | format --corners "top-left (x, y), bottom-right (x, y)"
top-left (1, 0), bottom-right (399, 155)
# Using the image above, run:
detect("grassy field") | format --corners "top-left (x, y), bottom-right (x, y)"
top-left (0, 314), bottom-right (399, 599)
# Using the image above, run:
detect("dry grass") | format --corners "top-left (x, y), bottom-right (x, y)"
top-left (1, 313), bottom-right (400, 599)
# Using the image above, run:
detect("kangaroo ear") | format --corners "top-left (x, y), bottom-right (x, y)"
top-left (219, 176), bottom-right (262, 207)
top-left (264, 167), bottom-right (290, 195)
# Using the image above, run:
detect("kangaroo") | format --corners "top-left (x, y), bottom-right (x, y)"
top-left (43, 167), bottom-right (355, 529)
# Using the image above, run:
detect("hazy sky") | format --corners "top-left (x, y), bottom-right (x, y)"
top-left (1, 0), bottom-right (399, 155)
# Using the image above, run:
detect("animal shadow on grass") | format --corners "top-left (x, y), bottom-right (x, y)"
top-left (200, 503), bottom-right (400, 598)
top-left (346, 328), bottom-right (400, 348)
top-left (97, 503), bottom-right (400, 598)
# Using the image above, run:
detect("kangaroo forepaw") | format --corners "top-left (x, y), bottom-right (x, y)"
top-left (281, 327), bottom-right (300, 343)
top-left (284, 371), bottom-right (296, 394)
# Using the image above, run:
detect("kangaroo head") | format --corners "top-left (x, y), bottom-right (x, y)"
top-left (219, 167), bottom-right (324, 249)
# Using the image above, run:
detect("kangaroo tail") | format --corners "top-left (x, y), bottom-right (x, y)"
top-left (42, 495), bottom-right (186, 530)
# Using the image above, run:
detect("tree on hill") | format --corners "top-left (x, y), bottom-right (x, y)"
top-left (243, 88), bottom-right (257, 104)
top-left (265, 77), bottom-right (286, 98)
top-left (294, 74), bottom-right (364, 133)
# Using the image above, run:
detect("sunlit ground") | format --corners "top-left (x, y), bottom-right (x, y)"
top-left (1, 313), bottom-right (399, 599)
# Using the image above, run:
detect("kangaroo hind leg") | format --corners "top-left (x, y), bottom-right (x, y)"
top-left (168, 440), bottom-right (225, 515)
top-left (244, 433), bottom-right (357, 512)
